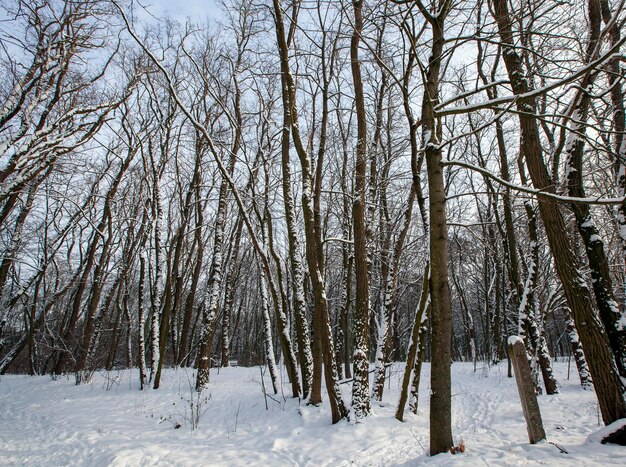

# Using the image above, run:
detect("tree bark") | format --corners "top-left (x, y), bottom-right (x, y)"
top-left (491, 0), bottom-right (626, 424)
top-left (508, 336), bottom-right (546, 444)
top-left (350, 0), bottom-right (371, 421)
top-left (564, 0), bottom-right (626, 377)
top-left (396, 263), bottom-right (429, 421)
top-left (415, 0), bottom-right (455, 454)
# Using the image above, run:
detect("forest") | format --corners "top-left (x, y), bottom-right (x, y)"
top-left (1, 0), bottom-right (626, 461)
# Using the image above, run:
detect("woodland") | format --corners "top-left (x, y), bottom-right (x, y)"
top-left (1, 0), bottom-right (626, 458)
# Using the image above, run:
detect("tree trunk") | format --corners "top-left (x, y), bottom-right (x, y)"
top-left (260, 267), bottom-right (279, 395)
top-left (508, 336), bottom-right (546, 444)
top-left (417, 0), bottom-right (455, 453)
top-left (138, 252), bottom-right (148, 390)
top-left (564, 0), bottom-right (626, 377)
top-left (491, 0), bottom-right (626, 424)
top-left (396, 263), bottom-right (429, 421)
top-left (221, 217), bottom-right (244, 368)
top-left (350, 0), bottom-right (371, 421)
top-left (270, 0), bottom-right (346, 420)
top-left (566, 318), bottom-right (593, 389)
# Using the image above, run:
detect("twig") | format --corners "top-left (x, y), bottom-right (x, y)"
top-left (549, 441), bottom-right (568, 454)
top-left (234, 401), bottom-right (241, 433)
top-left (410, 427), bottom-right (428, 456)
top-left (259, 365), bottom-right (268, 411)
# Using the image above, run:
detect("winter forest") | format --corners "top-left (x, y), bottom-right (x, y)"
top-left (1, 0), bottom-right (626, 464)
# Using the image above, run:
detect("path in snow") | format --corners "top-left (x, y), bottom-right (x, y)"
top-left (0, 362), bottom-right (623, 466)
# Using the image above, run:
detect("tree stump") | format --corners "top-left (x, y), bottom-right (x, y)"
top-left (508, 336), bottom-right (546, 444)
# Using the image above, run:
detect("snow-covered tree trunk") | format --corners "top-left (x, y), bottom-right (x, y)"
top-left (279, 69), bottom-right (313, 401)
top-left (138, 251), bottom-right (148, 390)
top-left (566, 318), bottom-right (593, 389)
top-left (350, 0), bottom-right (371, 422)
top-left (372, 274), bottom-right (392, 401)
top-left (492, 0), bottom-right (626, 424)
top-left (369, 27), bottom-right (390, 402)
top-left (221, 217), bottom-right (244, 368)
top-left (260, 267), bottom-right (279, 395)
top-left (468, 307), bottom-right (477, 371)
top-left (149, 172), bottom-right (163, 383)
top-left (195, 175), bottom-right (229, 392)
top-left (419, 0), bottom-right (455, 453)
top-left (269, 0), bottom-right (345, 420)
top-left (564, 0), bottom-right (626, 378)
top-left (409, 312), bottom-right (430, 415)
top-left (373, 183), bottom-right (416, 400)
top-left (536, 325), bottom-right (558, 395)
top-left (508, 336), bottom-right (546, 444)
top-left (124, 295), bottom-right (132, 370)
top-left (600, 0), bottom-right (626, 323)
top-left (263, 196), bottom-right (302, 399)
top-left (517, 199), bottom-right (558, 395)
top-left (105, 288), bottom-right (124, 372)
top-left (396, 263), bottom-right (429, 421)
top-left (337, 113), bottom-right (353, 381)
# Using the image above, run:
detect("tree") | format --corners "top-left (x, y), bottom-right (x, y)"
top-left (350, 0), bottom-right (371, 421)
top-left (489, 0), bottom-right (626, 424)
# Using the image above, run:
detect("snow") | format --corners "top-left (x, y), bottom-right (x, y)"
top-left (1, 362), bottom-right (623, 465)
top-left (586, 418), bottom-right (626, 445)
top-left (588, 234), bottom-right (601, 243)
top-left (508, 335), bottom-right (524, 346)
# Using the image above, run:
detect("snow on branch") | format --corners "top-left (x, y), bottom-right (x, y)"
top-left (435, 34), bottom-right (626, 117)
top-left (442, 159), bottom-right (625, 206)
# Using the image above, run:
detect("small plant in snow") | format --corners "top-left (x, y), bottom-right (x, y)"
top-left (101, 370), bottom-right (121, 391)
top-left (184, 387), bottom-right (211, 430)
top-left (181, 371), bottom-right (211, 430)
top-left (159, 371), bottom-right (211, 431)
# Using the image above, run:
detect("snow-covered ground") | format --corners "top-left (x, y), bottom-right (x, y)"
top-left (0, 361), bottom-right (623, 466)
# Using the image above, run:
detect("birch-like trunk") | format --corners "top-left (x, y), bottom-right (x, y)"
top-left (566, 318), bottom-right (593, 389)
top-left (260, 267), bottom-right (279, 395)
top-left (195, 175), bottom-right (229, 391)
top-left (138, 251), bottom-right (148, 390)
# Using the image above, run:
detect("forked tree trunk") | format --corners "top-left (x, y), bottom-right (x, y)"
top-left (275, 28), bottom-right (314, 399)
